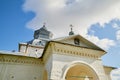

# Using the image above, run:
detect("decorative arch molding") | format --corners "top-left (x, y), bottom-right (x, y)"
top-left (61, 61), bottom-right (99, 80)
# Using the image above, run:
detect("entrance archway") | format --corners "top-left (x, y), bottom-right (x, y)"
top-left (64, 63), bottom-right (99, 80)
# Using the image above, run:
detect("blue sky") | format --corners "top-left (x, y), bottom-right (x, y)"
top-left (88, 20), bottom-right (120, 67)
top-left (0, 0), bottom-right (34, 51)
top-left (0, 0), bottom-right (120, 79)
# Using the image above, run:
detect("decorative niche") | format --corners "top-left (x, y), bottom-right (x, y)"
top-left (74, 38), bottom-right (80, 45)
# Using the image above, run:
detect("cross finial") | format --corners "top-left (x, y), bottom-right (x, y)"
top-left (69, 24), bottom-right (74, 35)
top-left (70, 24), bottom-right (73, 31)
top-left (43, 22), bottom-right (46, 27)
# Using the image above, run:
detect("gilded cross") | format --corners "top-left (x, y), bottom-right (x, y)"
top-left (70, 24), bottom-right (73, 31)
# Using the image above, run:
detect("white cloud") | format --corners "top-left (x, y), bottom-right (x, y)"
top-left (116, 30), bottom-right (120, 41)
top-left (23, 0), bottom-right (120, 49)
top-left (112, 23), bottom-right (120, 30)
top-left (86, 35), bottom-right (116, 50)
top-left (111, 68), bottom-right (120, 80)
top-left (112, 23), bottom-right (120, 43)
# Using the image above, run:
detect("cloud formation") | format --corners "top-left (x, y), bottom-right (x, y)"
top-left (116, 30), bottom-right (120, 41)
top-left (23, 0), bottom-right (120, 50)
top-left (86, 35), bottom-right (115, 50)
top-left (111, 68), bottom-right (120, 80)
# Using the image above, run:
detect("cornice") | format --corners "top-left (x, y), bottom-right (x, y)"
top-left (53, 43), bottom-right (101, 59)
top-left (42, 42), bottom-right (105, 62)
top-left (19, 43), bottom-right (44, 52)
top-left (0, 54), bottom-right (43, 65)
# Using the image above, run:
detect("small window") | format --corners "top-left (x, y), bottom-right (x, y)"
top-left (74, 38), bottom-right (80, 45)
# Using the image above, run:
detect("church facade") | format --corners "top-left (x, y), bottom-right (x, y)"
top-left (0, 25), bottom-right (115, 80)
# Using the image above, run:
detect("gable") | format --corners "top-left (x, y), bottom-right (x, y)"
top-left (52, 35), bottom-right (105, 51)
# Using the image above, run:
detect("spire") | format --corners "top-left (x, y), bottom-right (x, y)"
top-left (69, 24), bottom-right (74, 35)
top-left (42, 22), bottom-right (47, 30)
top-left (43, 22), bottom-right (46, 27)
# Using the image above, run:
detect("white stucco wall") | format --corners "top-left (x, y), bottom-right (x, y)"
top-left (0, 55), bottom-right (44, 80)
top-left (45, 54), bottom-right (53, 79)
top-left (19, 45), bottom-right (44, 57)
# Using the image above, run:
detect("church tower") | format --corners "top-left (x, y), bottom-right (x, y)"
top-left (27, 24), bottom-right (53, 46)
top-left (34, 24), bottom-right (53, 40)
top-left (19, 24), bottom-right (53, 57)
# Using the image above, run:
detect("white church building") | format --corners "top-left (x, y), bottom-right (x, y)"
top-left (0, 24), bottom-right (116, 80)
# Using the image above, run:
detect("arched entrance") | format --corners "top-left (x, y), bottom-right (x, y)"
top-left (64, 63), bottom-right (99, 80)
